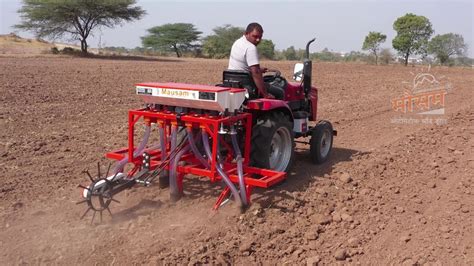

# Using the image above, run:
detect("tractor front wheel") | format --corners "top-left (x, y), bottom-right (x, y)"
top-left (251, 112), bottom-right (294, 172)
top-left (310, 120), bottom-right (334, 164)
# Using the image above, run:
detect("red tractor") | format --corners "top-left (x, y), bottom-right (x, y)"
top-left (78, 39), bottom-right (335, 221)
top-left (221, 38), bottom-right (335, 172)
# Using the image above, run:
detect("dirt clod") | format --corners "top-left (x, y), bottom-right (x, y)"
top-left (339, 172), bottom-right (352, 183)
top-left (334, 249), bottom-right (348, 260)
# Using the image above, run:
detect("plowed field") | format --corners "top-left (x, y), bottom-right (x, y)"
top-left (0, 56), bottom-right (472, 264)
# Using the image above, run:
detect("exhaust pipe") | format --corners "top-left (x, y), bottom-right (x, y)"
top-left (303, 38), bottom-right (315, 96)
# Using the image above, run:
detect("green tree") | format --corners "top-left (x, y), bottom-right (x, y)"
top-left (283, 46), bottom-right (298, 60)
top-left (258, 39), bottom-right (275, 59)
top-left (15, 0), bottom-right (145, 54)
top-left (202, 25), bottom-right (243, 58)
top-left (141, 23), bottom-right (202, 58)
top-left (392, 13), bottom-right (434, 66)
top-left (362, 31), bottom-right (387, 64)
top-left (428, 33), bottom-right (467, 65)
top-left (311, 48), bottom-right (342, 62)
top-left (343, 51), bottom-right (369, 62)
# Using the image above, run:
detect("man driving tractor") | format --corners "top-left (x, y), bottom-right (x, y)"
top-left (228, 22), bottom-right (275, 99)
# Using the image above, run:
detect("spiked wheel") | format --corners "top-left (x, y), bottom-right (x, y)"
top-left (77, 162), bottom-right (120, 223)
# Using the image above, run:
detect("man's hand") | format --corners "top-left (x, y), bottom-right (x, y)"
top-left (261, 67), bottom-right (268, 73)
top-left (250, 64), bottom-right (268, 99)
top-left (264, 93), bottom-right (275, 99)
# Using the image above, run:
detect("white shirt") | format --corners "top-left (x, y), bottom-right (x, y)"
top-left (228, 35), bottom-right (260, 72)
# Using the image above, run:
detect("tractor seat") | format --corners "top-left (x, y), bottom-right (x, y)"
top-left (222, 70), bottom-right (258, 99)
top-left (222, 70), bottom-right (286, 100)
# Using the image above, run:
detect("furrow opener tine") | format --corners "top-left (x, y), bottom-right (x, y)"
top-left (110, 198), bottom-right (121, 204)
top-left (85, 170), bottom-right (95, 183)
top-left (97, 162), bottom-right (101, 179)
top-left (106, 207), bottom-right (113, 218)
top-left (80, 207), bottom-right (91, 220)
top-left (91, 210), bottom-right (96, 225)
top-left (105, 162), bottom-right (111, 180)
top-left (76, 199), bottom-right (87, 205)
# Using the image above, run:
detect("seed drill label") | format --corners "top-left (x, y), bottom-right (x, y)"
top-left (136, 86), bottom-right (217, 101)
top-left (158, 88), bottom-right (198, 100)
top-left (136, 86), bottom-right (153, 95)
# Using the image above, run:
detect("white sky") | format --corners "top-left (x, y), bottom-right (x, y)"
top-left (1, 0), bottom-right (473, 56)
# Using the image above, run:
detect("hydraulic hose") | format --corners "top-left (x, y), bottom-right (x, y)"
top-left (143, 125), bottom-right (192, 183)
top-left (202, 131), bottom-right (242, 208)
top-left (186, 128), bottom-right (210, 169)
top-left (170, 125), bottom-right (177, 156)
top-left (202, 132), bottom-right (212, 164)
top-left (168, 128), bottom-right (208, 200)
top-left (169, 143), bottom-right (190, 201)
top-left (168, 125), bottom-right (178, 198)
top-left (113, 125), bottom-right (152, 175)
top-left (159, 125), bottom-right (166, 162)
top-left (158, 124), bottom-right (169, 184)
top-left (230, 126), bottom-right (248, 206)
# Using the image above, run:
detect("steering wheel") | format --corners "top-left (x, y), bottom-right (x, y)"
top-left (263, 69), bottom-right (281, 82)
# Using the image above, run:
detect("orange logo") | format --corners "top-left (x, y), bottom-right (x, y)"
top-left (392, 66), bottom-right (451, 115)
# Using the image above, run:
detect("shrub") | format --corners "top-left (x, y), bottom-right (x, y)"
top-left (61, 47), bottom-right (77, 54)
top-left (50, 47), bottom-right (60, 54)
top-left (379, 48), bottom-right (393, 65)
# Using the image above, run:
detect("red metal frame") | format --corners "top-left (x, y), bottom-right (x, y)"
top-left (244, 83), bottom-right (318, 121)
top-left (105, 107), bottom-right (286, 208)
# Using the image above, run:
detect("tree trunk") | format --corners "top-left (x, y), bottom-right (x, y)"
top-left (375, 52), bottom-right (378, 65)
top-left (173, 45), bottom-right (180, 58)
top-left (404, 52), bottom-right (409, 66)
top-left (81, 39), bottom-right (88, 55)
top-left (440, 54), bottom-right (448, 65)
top-left (370, 48), bottom-right (377, 65)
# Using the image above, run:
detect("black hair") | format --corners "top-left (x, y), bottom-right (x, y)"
top-left (245, 22), bottom-right (263, 34)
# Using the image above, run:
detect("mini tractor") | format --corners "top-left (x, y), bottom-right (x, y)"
top-left (78, 38), bottom-right (336, 222)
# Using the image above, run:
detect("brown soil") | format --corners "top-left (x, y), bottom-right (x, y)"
top-left (0, 56), bottom-right (472, 264)
top-left (0, 34), bottom-right (97, 55)
top-left (0, 34), bottom-right (53, 55)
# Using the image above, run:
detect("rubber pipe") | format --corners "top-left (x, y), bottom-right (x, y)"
top-left (202, 131), bottom-right (242, 208)
top-left (113, 125), bottom-right (151, 175)
top-left (230, 125), bottom-right (248, 206)
top-left (186, 127), bottom-right (210, 169)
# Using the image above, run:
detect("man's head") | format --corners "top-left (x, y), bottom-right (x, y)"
top-left (245, 22), bottom-right (263, 46)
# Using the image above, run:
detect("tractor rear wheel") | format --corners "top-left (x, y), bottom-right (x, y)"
top-left (251, 112), bottom-right (294, 172)
top-left (310, 120), bottom-right (333, 164)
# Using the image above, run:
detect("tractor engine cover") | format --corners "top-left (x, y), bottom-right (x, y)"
top-left (135, 82), bottom-right (246, 112)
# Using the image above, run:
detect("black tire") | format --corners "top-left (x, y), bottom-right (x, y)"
top-left (310, 120), bottom-right (333, 164)
top-left (251, 112), bottom-right (294, 172)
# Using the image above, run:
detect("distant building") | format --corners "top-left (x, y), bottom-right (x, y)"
top-left (396, 56), bottom-right (422, 64)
